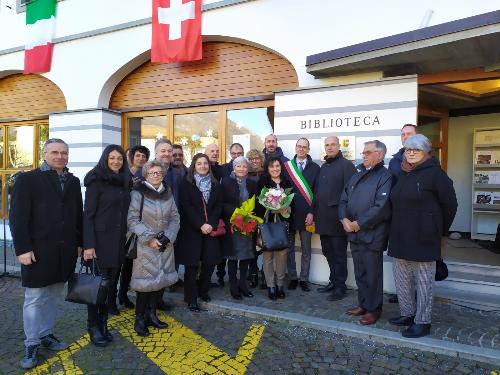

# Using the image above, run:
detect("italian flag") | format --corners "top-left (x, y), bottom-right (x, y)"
top-left (24, 0), bottom-right (57, 74)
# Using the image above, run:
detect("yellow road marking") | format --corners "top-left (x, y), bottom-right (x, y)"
top-left (112, 309), bottom-right (265, 375)
top-left (25, 334), bottom-right (89, 375)
top-left (27, 309), bottom-right (264, 375)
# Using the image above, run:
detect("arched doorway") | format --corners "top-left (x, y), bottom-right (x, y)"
top-left (0, 73), bottom-right (66, 217)
top-left (110, 41), bottom-right (298, 164)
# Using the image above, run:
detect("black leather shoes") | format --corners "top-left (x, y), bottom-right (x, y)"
top-left (239, 288), bottom-right (254, 298)
top-left (267, 287), bottom-right (277, 301)
top-left (317, 281), bottom-right (335, 293)
top-left (249, 274), bottom-right (258, 288)
top-left (118, 294), bottom-right (135, 309)
top-left (327, 288), bottom-right (346, 301)
top-left (388, 294), bottom-right (399, 303)
top-left (231, 292), bottom-right (242, 300)
top-left (288, 280), bottom-right (298, 290)
top-left (146, 309), bottom-right (168, 329)
top-left (299, 281), bottom-right (310, 292)
top-left (402, 323), bottom-right (431, 338)
top-left (88, 326), bottom-right (108, 347)
top-left (199, 294), bottom-right (211, 302)
top-left (134, 316), bottom-right (150, 337)
top-left (217, 278), bottom-right (225, 288)
top-left (389, 315), bottom-right (414, 326)
top-left (188, 303), bottom-right (202, 312)
top-left (276, 286), bottom-right (286, 299)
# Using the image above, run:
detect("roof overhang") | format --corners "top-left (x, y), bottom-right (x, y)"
top-left (306, 10), bottom-right (500, 78)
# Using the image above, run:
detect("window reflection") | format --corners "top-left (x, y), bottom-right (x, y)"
top-left (38, 124), bottom-right (49, 164)
top-left (174, 112), bottom-right (219, 166)
top-left (226, 107), bottom-right (274, 162)
top-left (0, 129), bottom-right (3, 169)
top-left (128, 116), bottom-right (168, 161)
top-left (8, 126), bottom-right (34, 169)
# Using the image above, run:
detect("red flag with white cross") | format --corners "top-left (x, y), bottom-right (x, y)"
top-left (151, 0), bottom-right (202, 63)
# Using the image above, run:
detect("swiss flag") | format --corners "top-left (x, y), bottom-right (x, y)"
top-left (151, 0), bottom-right (202, 63)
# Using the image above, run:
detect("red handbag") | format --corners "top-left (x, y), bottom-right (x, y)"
top-left (201, 196), bottom-right (226, 237)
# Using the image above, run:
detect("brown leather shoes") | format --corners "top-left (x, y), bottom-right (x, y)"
top-left (345, 306), bottom-right (366, 316)
top-left (360, 312), bottom-right (379, 325)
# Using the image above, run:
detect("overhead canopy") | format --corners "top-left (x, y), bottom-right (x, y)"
top-left (306, 10), bottom-right (500, 78)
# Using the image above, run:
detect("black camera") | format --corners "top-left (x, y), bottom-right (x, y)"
top-left (154, 231), bottom-right (170, 252)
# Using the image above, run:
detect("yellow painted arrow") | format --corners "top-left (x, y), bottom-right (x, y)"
top-left (25, 309), bottom-right (264, 375)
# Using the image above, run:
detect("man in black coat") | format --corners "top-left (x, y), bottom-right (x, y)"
top-left (205, 143), bottom-right (223, 182)
top-left (10, 139), bottom-right (83, 369)
top-left (388, 124), bottom-right (417, 178)
top-left (262, 134), bottom-right (289, 163)
top-left (314, 136), bottom-right (356, 300)
top-left (220, 142), bottom-right (244, 179)
top-left (339, 140), bottom-right (392, 326)
top-left (283, 138), bottom-right (320, 292)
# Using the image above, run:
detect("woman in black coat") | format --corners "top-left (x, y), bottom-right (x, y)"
top-left (83, 145), bottom-right (131, 347)
top-left (387, 134), bottom-right (457, 339)
top-left (256, 156), bottom-right (294, 301)
top-left (221, 156), bottom-right (258, 300)
top-left (176, 153), bottom-right (223, 312)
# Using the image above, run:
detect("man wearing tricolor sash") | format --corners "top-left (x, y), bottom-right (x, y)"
top-left (283, 138), bottom-right (320, 292)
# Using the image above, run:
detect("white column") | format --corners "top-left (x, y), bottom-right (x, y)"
top-left (48, 108), bottom-right (122, 182)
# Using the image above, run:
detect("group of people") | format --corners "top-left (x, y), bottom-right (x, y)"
top-left (10, 125), bottom-right (457, 369)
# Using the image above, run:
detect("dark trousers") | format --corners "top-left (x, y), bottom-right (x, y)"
top-left (320, 235), bottom-right (348, 291)
top-left (216, 259), bottom-right (227, 280)
top-left (87, 267), bottom-right (118, 327)
top-left (351, 249), bottom-right (383, 314)
top-left (135, 291), bottom-right (159, 315)
top-left (118, 258), bottom-right (133, 298)
top-left (228, 259), bottom-right (250, 294)
top-left (184, 263), bottom-right (215, 304)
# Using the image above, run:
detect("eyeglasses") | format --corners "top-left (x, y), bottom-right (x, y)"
top-left (360, 150), bottom-right (379, 156)
top-left (296, 145), bottom-right (309, 150)
top-left (404, 148), bottom-right (424, 154)
top-left (147, 171), bottom-right (164, 176)
top-left (249, 157), bottom-right (261, 162)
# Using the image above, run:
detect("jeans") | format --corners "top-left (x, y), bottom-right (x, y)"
top-left (23, 282), bottom-right (65, 347)
top-left (287, 230), bottom-right (312, 281)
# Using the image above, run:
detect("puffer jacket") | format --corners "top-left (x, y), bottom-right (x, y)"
top-left (127, 182), bottom-right (180, 292)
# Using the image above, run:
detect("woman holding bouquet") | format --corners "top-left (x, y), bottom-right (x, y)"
top-left (256, 156), bottom-right (294, 300)
top-left (221, 156), bottom-right (258, 300)
top-left (176, 153), bottom-right (223, 312)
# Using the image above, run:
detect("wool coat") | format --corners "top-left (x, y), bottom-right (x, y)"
top-left (128, 183), bottom-right (180, 292)
top-left (388, 158), bottom-right (457, 262)
top-left (220, 176), bottom-right (258, 259)
top-left (283, 155), bottom-right (320, 231)
top-left (314, 152), bottom-right (357, 236)
top-left (9, 168), bottom-right (83, 288)
top-left (339, 162), bottom-right (393, 251)
top-left (83, 168), bottom-right (131, 269)
top-left (176, 177), bottom-right (223, 267)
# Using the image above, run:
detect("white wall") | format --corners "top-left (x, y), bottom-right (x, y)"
top-left (448, 113), bottom-right (500, 232)
top-left (2, 0), bottom-right (500, 109)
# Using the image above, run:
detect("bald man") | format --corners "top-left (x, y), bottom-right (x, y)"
top-left (314, 136), bottom-right (356, 301)
top-left (204, 143), bottom-right (223, 181)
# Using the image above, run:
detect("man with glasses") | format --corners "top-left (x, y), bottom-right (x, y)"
top-left (283, 138), bottom-right (320, 292)
top-left (221, 143), bottom-right (244, 179)
top-left (315, 136), bottom-right (356, 301)
top-left (339, 140), bottom-right (392, 325)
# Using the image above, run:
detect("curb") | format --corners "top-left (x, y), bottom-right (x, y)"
top-left (167, 294), bottom-right (500, 366)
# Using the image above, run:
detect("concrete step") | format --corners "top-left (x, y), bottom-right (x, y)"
top-left (446, 261), bottom-right (500, 278)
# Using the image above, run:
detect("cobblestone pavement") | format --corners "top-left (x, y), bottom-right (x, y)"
top-left (184, 276), bottom-right (500, 351)
top-left (1, 277), bottom-right (499, 375)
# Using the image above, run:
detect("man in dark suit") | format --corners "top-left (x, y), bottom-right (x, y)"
top-left (220, 142), bottom-right (244, 179)
top-left (10, 139), bottom-right (83, 369)
top-left (339, 140), bottom-right (392, 325)
top-left (284, 137), bottom-right (320, 292)
top-left (314, 136), bottom-right (356, 301)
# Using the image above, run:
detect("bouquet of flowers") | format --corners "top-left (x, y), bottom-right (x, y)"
top-left (230, 195), bottom-right (264, 236)
top-left (257, 186), bottom-right (295, 218)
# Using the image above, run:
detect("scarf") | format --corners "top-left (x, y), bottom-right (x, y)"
top-left (401, 153), bottom-right (431, 172)
top-left (230, 171), bottom-right (249, 204)
top-left (40, 161), bottom-right (69, 190)
top-left (194, 172), bottom-right (212, 203)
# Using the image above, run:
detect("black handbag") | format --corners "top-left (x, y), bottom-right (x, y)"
top-left (125, 193), bottom-right (145, 260)
top-left (258, 211), bottom-right (289, 252)
top-left (66, 259), bottom-right (109, 305)
top-left (435, 258), bottom-right (448, 281)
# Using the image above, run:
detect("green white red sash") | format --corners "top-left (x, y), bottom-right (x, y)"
top-left (284, 160), bottom-right (313, 206)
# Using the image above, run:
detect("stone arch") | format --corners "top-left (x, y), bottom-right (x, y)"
top-left (0, 72), bottom-right (67, 120)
